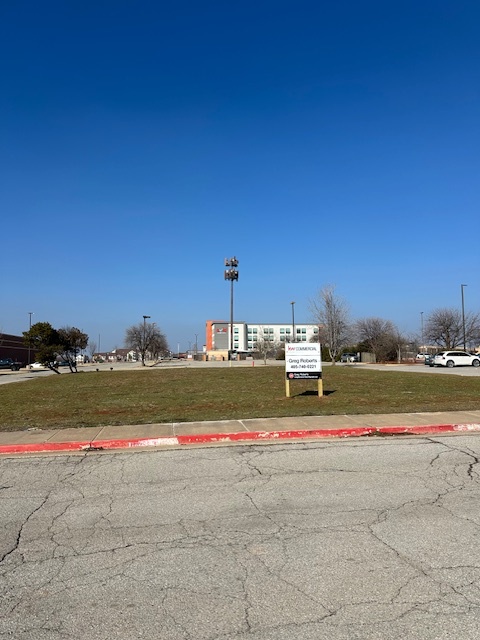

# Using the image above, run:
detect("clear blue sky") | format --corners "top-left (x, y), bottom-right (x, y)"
top-left (1, 0), bottom-right (479, 352)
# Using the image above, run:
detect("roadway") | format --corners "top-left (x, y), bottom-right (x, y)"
top-left (1, 359), bottom-right (480, 386)
top-left (2, 436), bottom-right (480, 638)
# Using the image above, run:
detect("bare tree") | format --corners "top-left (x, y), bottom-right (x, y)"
top-left (87, 340), bottom-right (97, 361)
top-left (125, 321), bottom-right (168, 365)
top-left (309, 285), bottom-right (350, 363)
top-left (355, 317), bottom-right (398, 363)
top-left (425, 308), bottom-right (480, 349)
top-left (254, 328), bottom-right (281, 365)
top-left (149, 328), bottom-right (169, 361)
top-left (391, 328), bottom-right (412, 363)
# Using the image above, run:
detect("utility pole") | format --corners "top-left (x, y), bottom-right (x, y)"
top-left (143, 315), bottom-right (151, 365)
top-left (461, 284), bottom-right (467, 350)
top-left (27, 312), bottom-right (34, 368)
top-left (420, 311), bottom-right (424, 354)
top-left (291, 301), bottom-right (295, 342)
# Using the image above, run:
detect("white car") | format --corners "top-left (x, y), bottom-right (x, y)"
top-left (432, 351), bottom-right (480, 368)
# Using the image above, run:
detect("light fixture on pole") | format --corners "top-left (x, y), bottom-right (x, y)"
top-left (420, 311), bottom-right (424, 354)
top-left (291, 301), bottom-right (295, 343)
top-left (28, 312), bottom-right (34, 368)
top-left (142, 315), bottom-right (151, 365)
top-left (224, 257), bottom-right (239, 360)
top-left (461, 284), bottom-right (467, 350)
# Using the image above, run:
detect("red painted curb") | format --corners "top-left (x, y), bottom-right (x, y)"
top-left (0, 436), bottom-right (179, 455)
top-left (176, 423), bottom-right (480, 444)
top-left (1, 423), bottom-right (480, 455)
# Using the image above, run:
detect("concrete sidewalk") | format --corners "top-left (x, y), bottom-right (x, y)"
top-left (1, 409), bottom-right (480, 455)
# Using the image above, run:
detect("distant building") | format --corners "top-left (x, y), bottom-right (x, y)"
top-left (205, 320), bottom-right (319, 358)
top-left (94, 348), bottom-right (137, 362)
top-left (0, 333), bottom-right (31, 363)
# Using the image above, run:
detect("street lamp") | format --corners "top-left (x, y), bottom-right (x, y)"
top-left (194, 333), bottom-right (198, 356)
top-left (28, 312), bottom-right (34, 368)
top-left (461, 284), bottom-right (467, 350)
top-left (291, 301), bottom-right (295, 343)
top-left (420, 311), bottom-right (424, 354)
top-left (224, 257), bottom-right (239, 360)
top-left (142, 315), bottom-right (151, 365)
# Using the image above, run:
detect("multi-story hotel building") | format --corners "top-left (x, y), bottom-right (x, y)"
top-left (206, 320), bottom-right (319, 355)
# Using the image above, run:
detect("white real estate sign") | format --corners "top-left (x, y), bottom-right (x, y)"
top-left (285, 343), bottom-right (322, 380)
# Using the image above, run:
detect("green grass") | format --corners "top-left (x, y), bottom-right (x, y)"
top-left (1, 366), bottom-right (479, 432)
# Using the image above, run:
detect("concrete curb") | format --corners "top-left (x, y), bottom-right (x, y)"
top-left (1, 423), bottom-right (480, 455)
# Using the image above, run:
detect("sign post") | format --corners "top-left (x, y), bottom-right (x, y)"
top-left (285, 343), bottom-right (323, 398)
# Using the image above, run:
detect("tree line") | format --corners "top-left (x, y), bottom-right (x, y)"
top-left (310, 285), bottom-right (480, 363)
top-left (251, 287), bottom-right (480, 364)
top-left (23, 319), bottom-right (169, 371)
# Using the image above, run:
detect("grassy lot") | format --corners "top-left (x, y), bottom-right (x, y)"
top-left (1, 366), bottom-right (479, 432)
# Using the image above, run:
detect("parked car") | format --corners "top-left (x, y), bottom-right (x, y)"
top-left (431, 351), bottom-right (480, 368)
top-left (340, 353), bottom-right (359, 363)
top-left (30, 362), bottom-right (46, 369)
top-left (424, 354), bottom-right (435, 366)
top-left (0, 358), bottom-right (22, 371)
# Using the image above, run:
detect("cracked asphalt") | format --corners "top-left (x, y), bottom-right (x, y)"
top-left (2, 436), bottom-right (480, 639)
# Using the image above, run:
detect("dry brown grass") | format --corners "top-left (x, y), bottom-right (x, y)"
top-left (0, 366), bottom-right (479, 431)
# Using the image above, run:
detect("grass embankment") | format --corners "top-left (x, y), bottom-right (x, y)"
top-left (1, 366), bottom-right (479, 432)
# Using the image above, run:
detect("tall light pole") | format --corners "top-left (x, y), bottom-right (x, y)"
top-left (224, 257), bottom-right (239, 360)
top-left (461, 284), bottom-right (467, 350)
top-left (143, 315), bottom-right (151, 365)
top-left (291, 301), bottom-right (295, 343)
top-left (27, 312), bottom-right (34, 368)
top-left (420, 311), bottom-right (424, 354)
top-left (194, 333), bottom-right (198, 356)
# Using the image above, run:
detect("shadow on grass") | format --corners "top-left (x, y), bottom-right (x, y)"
top-left (295, 389), bottom-right (336, 397)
